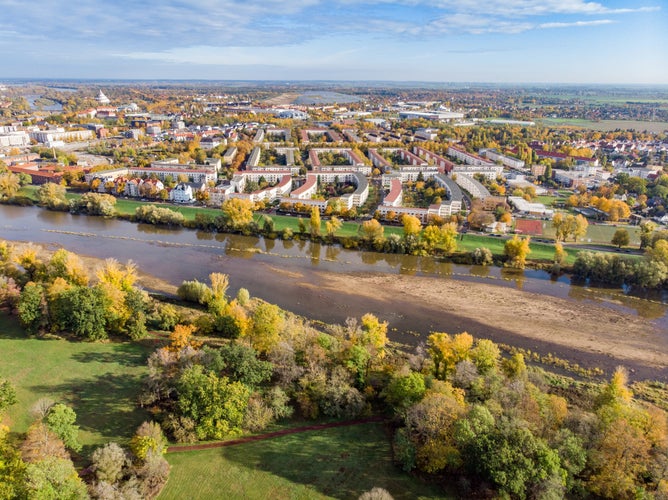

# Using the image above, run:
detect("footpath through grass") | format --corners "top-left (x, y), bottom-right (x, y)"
top-left (0, 314), bottom-right (151, 452)
top-left (161, 422), bottom-right (448, 500)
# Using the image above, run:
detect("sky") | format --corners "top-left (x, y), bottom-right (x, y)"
top-left (0, 0), bottom-right (666, 84)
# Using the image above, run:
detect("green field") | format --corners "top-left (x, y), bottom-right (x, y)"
top-left (161, 423), bottom-right (448, 500)
top-left (0, 314), bottom-right (151, 452)
top-left (541, 222), bottom-right (641, 247)
top-left (538, 118), bottom-right (668, 133)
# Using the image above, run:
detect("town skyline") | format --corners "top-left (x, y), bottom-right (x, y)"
top-left (1, 0), bottom-right (666, 84)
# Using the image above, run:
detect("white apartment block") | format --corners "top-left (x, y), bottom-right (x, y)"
top-left (480, 149), bottom-right (525, 169)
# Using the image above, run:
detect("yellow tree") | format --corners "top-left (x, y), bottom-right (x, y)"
top-left (359, 218), bottom-right (385, 245)
top-left (96, 259), bottom-right (137, 292)
top-left (309, 206), bottom-right (321, 237)
top-left (221, 198), bottom-right (254, 231)
top-left (167, 324), bottom-right (202, 356)
top-left (553, 242), bottom-right (566, 265)
top-left (504, 235), bottom-right (531, 269)
top-left (0, 173), bottom-right (20, 200)
top-left (402, 215), bottom-right (422, 238)
top-left (573, 214), bottom-right (589, 241)
top-left (427, 332), bottom-right (474, 380)
top-left (325, 216), bottom-right (343, 239)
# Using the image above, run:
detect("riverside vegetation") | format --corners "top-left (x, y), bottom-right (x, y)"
top-left (0, 242), bottom-right (667, 499)
top-left (8, 182), bottom-right (668, 289)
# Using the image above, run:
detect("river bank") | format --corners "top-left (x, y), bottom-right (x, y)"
top-left (1, 203), bottom-right (666, 382)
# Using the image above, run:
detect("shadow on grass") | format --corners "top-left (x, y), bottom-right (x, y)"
top-left (217, 423), bottom-right (445, 500)
top-left (70, 342), bottom-right (148, 368)
top-left (30, 372), bottom-right (149, 451)
top-left (0, 312), bottom-right (28, 339)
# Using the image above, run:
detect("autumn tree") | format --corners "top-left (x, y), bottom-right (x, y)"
top-left (0, 173), bottom-right (20, 200)
top-left (422, 223), bottom-right (457, 253)
top-left (309, 206), bottom-right (321, 237)
top-left (504, 235), bottom-right (531, 269)
top-left (324, 215), bottom-right (342, 239)
top-left (221, 198), bottom-right (254, 232)
top-left (611, 228), bottom-right (630, 248)
top-left (36, 182), bottom-right (68, 210)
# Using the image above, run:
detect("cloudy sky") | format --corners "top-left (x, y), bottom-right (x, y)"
top-left (1, 0), bottom-right (665, 84)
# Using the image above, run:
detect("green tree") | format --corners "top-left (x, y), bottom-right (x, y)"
top-left (639, 221), bottom-right (656, 250)
top-left (176, 365), bottom-right (251, 440)
top-left (44, 404), bottom-right (81, 453)
top-left (17, 282), bottom-right (46, 334)
top-left (57, 286), bottom-right (111, 340)
top-left (0, 379), bottom-right (17, 416)
top-left (24, 457), bottom-right (89, 500)
top-left (383, 372), bottom-right (426, 412)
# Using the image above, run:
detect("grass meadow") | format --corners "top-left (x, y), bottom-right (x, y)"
top-left (161, 423), bottom-right (448, 500)
top-left (0, 314), bottom-right (151, 453)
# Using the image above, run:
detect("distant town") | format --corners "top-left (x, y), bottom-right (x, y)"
top-left (1, 83), bottom-right (667, 237)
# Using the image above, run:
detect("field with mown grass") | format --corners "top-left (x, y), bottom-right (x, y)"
top-left (0, 313), bottom-right (151, 454)
top-left (161, 423), bottom-right (449, 500)
top-left (538, 118), bottom-right (668, 133)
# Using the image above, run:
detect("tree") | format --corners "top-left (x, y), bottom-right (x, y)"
top-left (47, 248), bottom-right (89, 286)
top-left (37, 183), bottom-right (68, 210)
top-left (17, 282), bottom-right (46, 334)
top-left (422, 223), bottom-right (458, 253)
top-left (44, 404), bottom-right (81, 452)
top-left (96, 258), bottom-right (137, 292)
top-left (0, 379), bottom-right (17, 416)
top-left (176, 365), bottom-right (250, 440)
top-left (130, 421), bottom-right (167, 462)
top-left (383, 372), bottom-right (426, 412)
top-left (91, 442), bottom-right (128, 484)
top-left (309, 206), bottom-right (321, 237)
top-left (611, 228), bottom-right (630, 249)
top-left (248, 302), bottom-right (283, 354)
top-left (359, 219), bottom-right (384, 245)
top-left (402, 215), bottom-right (421, 238)
top-left (553, 242), bottom-right (567, 265)
top-left (325, 216), bottom-right (342, 239)
top-left (221, 198), bottom-right (254, 232)
top-left (639, 221), bottom-right (656, 250)
top-left (0, 173), bottom-right (20, 200)
top-left (504, 235), bottom-right (531, 269)
top-left (24, 457), bottom-right (88, 500)
top-left (573, 214), bottom-right (589, 241)
top-left (56, 285), bottom-right (111, 340)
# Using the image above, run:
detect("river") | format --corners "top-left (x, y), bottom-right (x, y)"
top-left (2, 204), bottom-right (667, 380)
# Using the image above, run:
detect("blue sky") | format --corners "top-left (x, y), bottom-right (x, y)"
top-left (0, 0), bottom-right (665, 84)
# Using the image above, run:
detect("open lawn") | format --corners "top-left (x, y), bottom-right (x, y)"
top-left (0, 314), bottom-right (151, 452)
top-left (161, 423), bottom-right (448, 500)
top-left (458, 233), bottom-right (572, 263)
top-left (538, 118), bottom-right (668, 133)
top-left (542, 222), bottom-right (641, 247)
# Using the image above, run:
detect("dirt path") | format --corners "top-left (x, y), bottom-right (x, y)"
top-left (167, 416), bottom-right (385, 453)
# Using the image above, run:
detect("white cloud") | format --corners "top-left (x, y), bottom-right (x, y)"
top-left (539, 19), bottom-right (616, 28)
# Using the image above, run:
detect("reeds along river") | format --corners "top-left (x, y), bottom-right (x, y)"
top-left (0, 204), bottom-right (666, 329)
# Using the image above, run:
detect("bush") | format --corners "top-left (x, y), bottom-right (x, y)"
top-left (176, 280), bottom-right (211, 305)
